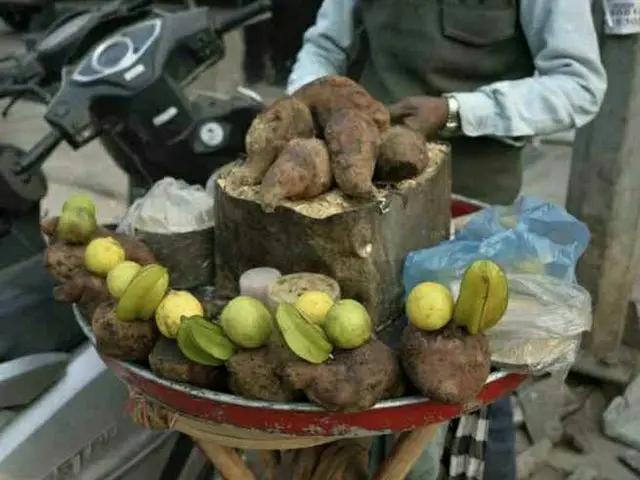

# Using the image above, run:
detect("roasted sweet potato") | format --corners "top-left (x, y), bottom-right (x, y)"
top-left (92, 301), bottom-right (159, 361)
top-left (54, 271), bottom-right (110, 320)
top-left (41, 216), bottom-right (156, 265)
top-left (238, 97), bottom-right (315, 185)
top-left (44, 242), bottom-right (110, 319)
top-left (149, 337), bottom-right (227, 388)
top-left (44, 242), bottom-right (86, 282)
top-left (282, 339), bottom-right (403, 412)
top-left (260, 138), bottom-right (333, 212)
top-left (293, 76), bottom-right (390, 132)
top-left (400, 324), bottom-right (491, 404)
top-left (324, 109), bottom-right (380, 199)
top-left (375, 126), bottom-right (430, 182)
top-left (226, 343), bottom-right (302, 402)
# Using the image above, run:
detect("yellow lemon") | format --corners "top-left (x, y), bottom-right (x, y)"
top-left (294, 291), bottom-right (335, 325)
top-left (84, 237), bottom-right (126, 276)
top-left (62, 193), bottom-right (97, 216)
top-left (323, 299), bottom-right (372, 350)
top-left (406, 282), bottom-right (454, 331)
top-left (155, 290), bottom-right (204, 338)
top-left (220, 296), bottom-right (273, 349)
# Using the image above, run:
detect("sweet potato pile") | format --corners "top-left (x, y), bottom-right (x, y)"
top-left (42, 217), bottom-right (155, 319)
top-left (235, 76), bottom-right (432, 211)
top-left (42, 217), bottom-right (160, 361)
top-left (227, 338), bottom-right (405, 412)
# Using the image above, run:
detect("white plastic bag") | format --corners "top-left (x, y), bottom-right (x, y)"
top-left (117, 177), bottom-right (215, 235)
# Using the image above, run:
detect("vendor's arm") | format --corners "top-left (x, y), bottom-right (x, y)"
top-left (285, 0), bottom-right (358, 94)
top-left (452, 0), bottom-right (607, 138)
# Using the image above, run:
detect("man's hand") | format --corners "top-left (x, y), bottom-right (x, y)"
top-left (387, 96), bottom-right (449, 138)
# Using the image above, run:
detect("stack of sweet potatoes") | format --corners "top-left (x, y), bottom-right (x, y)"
top-left (234, 76), bottom-right (432, 212)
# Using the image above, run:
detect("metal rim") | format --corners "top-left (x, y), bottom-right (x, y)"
top-left (119, 357), bottom-right (510, 411)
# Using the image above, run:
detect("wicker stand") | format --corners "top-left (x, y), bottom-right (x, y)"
top-left (127, 394), bottom-right (442, 480)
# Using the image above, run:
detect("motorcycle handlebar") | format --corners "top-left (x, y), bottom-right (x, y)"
top-left (214, 0), bottom-right (272, 36)
top-left (14, 130), bottom-right (64, 175)
top-left (7, 0), bottom-right (271, 175)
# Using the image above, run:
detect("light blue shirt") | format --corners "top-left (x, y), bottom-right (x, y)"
top-left (286, 0), bottom-right (607, 139)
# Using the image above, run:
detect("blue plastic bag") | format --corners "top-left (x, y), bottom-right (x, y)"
top-left (404, 197), bottom-right (590, 292)
top-left (403, 197), bottom-right (592, 374)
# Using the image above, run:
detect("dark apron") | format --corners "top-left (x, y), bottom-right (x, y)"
top-left (356, 0), bottom-right (535, 205)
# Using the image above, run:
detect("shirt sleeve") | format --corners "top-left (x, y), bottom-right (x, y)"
top-left (285, 0), bottom-right (358, 94)
top-left (451, 0), bottom-right (608, 139)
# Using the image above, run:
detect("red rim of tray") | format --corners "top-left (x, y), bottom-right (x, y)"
top-left (104, 353), bottom-right (527, 436)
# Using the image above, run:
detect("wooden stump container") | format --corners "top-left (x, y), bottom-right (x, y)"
top-left (135, 227), bottom-right (215, 289)
top-left (214, 143), bottom-right (451, 330)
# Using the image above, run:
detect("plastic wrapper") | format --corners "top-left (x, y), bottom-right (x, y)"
top-left (404, 196), bottom-right (592, 375)
top-left (117, 178), bottom-right (216, 289)
top-left (118, 177), bottom-right (214, 235)
top-left (454, 196), bottom-right (590, 283)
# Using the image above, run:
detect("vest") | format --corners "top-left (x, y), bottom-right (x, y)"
top-left (356, 0), bottom-right (535, 204)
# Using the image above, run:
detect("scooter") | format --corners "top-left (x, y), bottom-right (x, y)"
top-left (0, 0), bottom-right (269, 477)
top-left (0, 0), bottom-right (191, 34)
top-left (0, 0), bottom-right (155, 110)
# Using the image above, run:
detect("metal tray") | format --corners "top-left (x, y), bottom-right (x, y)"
top-left (75, 305), bottom-right (527, 437)
top-left (73, 195), bottom-right (528, 437)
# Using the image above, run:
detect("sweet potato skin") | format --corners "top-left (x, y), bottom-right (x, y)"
top-left (227, 343), bottom-right (301, 402)
top-left (149, 337), bottom-right (226, 389)
top-left (260, 138), bottom-right (333, 211)
top-left (282, 339), bottom-right (404, 412)
top-left (400, 324), bottom-right (491, 404)
top-left (239, 97), bottom-right (315, 185)
top-left (293, 76), bottom-right (391, 132)
top-left (324, 109), bottom-right (380, 199)
top-left (375, 126), bottom-right (430, 182)
top-left (92, 301), bottom-right (158, 362)
top-left (54, 270), bottom-right (110, 320)
top-left (44, 242), bottom-right (86, 283)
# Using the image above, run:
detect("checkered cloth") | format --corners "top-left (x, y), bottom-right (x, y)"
top-left (441, 395), bottom-right (521, 480)
top-left (442, 406), bottom-right (490, 480)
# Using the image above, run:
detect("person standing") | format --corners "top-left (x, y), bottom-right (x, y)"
top-left (241, 0), bottom-right (323, 86)
top-left (286, 1), bottom-right (606, 478)
top-left (239, 0), bottom-right (272, 84)
top-left (287, 0), bottom-right (606, 205)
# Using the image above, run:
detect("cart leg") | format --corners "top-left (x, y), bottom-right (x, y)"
top-left (195, 439), bottom-right (256, 480)
top-left (372, 424), bottom-right (442, 480)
